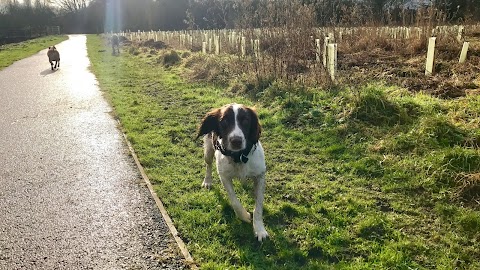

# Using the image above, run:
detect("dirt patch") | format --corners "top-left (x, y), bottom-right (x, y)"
top-left (337, 36), bottom-right (480, 98)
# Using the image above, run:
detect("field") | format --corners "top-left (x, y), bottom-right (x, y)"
top-left (87, 33), bottom-right (480, 269)
top-left (119, 25), bottom-right (480, 99)
top-left (336, 31), bottom-right (480, 98)
top-left (0, 35), bottom-right (68, 70)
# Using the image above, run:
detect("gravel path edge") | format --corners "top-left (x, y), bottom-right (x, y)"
top-left (119, 120), bottom-right (198, 270)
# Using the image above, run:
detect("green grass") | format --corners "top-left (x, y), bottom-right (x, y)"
top-left (86, 34), bottom-right (480, 269)
top-left (0, 35), bottom-right (68, 70)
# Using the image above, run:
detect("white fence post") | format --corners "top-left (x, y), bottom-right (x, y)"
top-left (323, 36), bottom-right (330, 67)
top-left (459, 42), bottom-right (469, 63)
top-left (457, 26), bottom-right (464, 42)
top-left (425, 37), bottom-right (436, 76)
top-left (315, 39), bottom-right (321, 62)
top-left (214, 35), bottom-right (220, 55)
top-left (241, 36), bottom-right (246, 57)
top-left (327, 43), bottom-right (337, 81)
top-left (254, 39), bottom-right (260, 58)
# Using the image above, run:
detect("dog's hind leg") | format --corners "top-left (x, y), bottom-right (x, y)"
top-left (253, 173), bottom-right (268, 241)
top-left (220, 176), bottom-right (251, 223)
top-left (202, 134), bottom-right (214, 188)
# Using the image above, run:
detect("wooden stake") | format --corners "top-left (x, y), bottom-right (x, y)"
top-left (459, 42), bottom-right (469, 63)
top-left (425, 37), bottom-right (436, 76)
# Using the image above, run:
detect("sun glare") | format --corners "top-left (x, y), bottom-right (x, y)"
top-left (105, 0), bottom-right (122, 33)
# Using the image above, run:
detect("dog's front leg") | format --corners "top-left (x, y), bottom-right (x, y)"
top-left (202, 135), bottom-right (214, 188)
top-left (253, 173), bottom-right (268, 241)
top-left (220, 176), bottom-right (251, 223)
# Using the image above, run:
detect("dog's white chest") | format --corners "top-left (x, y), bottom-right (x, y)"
top-left (215, 153), bottom-right (249, 179)
top-left (215, 143), bottom-right (266, 180)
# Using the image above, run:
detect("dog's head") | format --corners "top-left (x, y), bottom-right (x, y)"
top-left (48, 46), bottom-right (56, 50)
top-left (197, 103), bottom-right (261, 152)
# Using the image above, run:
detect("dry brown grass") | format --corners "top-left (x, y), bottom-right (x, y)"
top-left (455, 172), bottom-right (480, 203)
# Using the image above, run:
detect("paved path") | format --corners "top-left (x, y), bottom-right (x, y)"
top-left (0, 35), bottom-right (187, 269)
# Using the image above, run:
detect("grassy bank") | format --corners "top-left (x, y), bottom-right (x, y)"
top-left (0, 35), bottom-right (68, 70)
top-left (86, 34), bottom-right (480, 269)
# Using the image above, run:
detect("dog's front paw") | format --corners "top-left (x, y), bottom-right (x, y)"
top-left (201, 176), bottom-right (213, 189)
top-left (255, 228), bottom-right (269, 242)
top-left (254, 220), bottom-right (268, 242)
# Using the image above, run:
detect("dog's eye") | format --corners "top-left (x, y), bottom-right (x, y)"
top-left (239, 115), bottom-right (250, 126)
top-left (219, 120), bottom-right (228, 129)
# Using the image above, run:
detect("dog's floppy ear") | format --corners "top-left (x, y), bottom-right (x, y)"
top-left (196, 108), bottom-right (221, 139)
top-left (246, 107), bottom-right (261, 143)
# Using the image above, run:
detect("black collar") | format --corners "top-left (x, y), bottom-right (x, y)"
top-left (214, 139), bottom-right (257, 163)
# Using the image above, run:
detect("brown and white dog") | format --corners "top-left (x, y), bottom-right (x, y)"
top-left (197, 103), bottom-right (268, 241)
top-left (47, 46), bottom-right (60, 70)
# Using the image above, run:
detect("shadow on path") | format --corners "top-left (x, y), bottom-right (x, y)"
top-left (40, 68), bottom-right (58, 76)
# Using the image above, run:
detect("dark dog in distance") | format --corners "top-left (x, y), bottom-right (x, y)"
top-left (47, 46), bottom-right (60, 70)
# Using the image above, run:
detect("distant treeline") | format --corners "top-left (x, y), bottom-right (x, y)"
top-left (0, 0), bottom-right (479, 34)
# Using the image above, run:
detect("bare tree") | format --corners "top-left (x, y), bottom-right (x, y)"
top-left (55, 0), bottom-right (88, 13)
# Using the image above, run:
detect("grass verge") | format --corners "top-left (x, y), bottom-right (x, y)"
top-left (86, 34), bottom-right (480, 269)
top-left (0, 35), bottom-right (68, 70)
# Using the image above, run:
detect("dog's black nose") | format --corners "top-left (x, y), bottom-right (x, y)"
top-left (230, 136), bottom-right (243, 149)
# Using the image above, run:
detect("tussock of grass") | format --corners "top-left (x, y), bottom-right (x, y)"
top-left (128, 46), bottom-right (140, 55)
top-left (455, 173), bottom-right (480, 200)
top-left (349, 86), bottom-right (409, 126)
top-left (87, 35), bottom-right (480, 269)
top-left (159, 50), bottom-right (181, 67)
top-left (184, 53), bottom-right (235, 87)
top-left (355, 214), bottom-right (393, 241)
